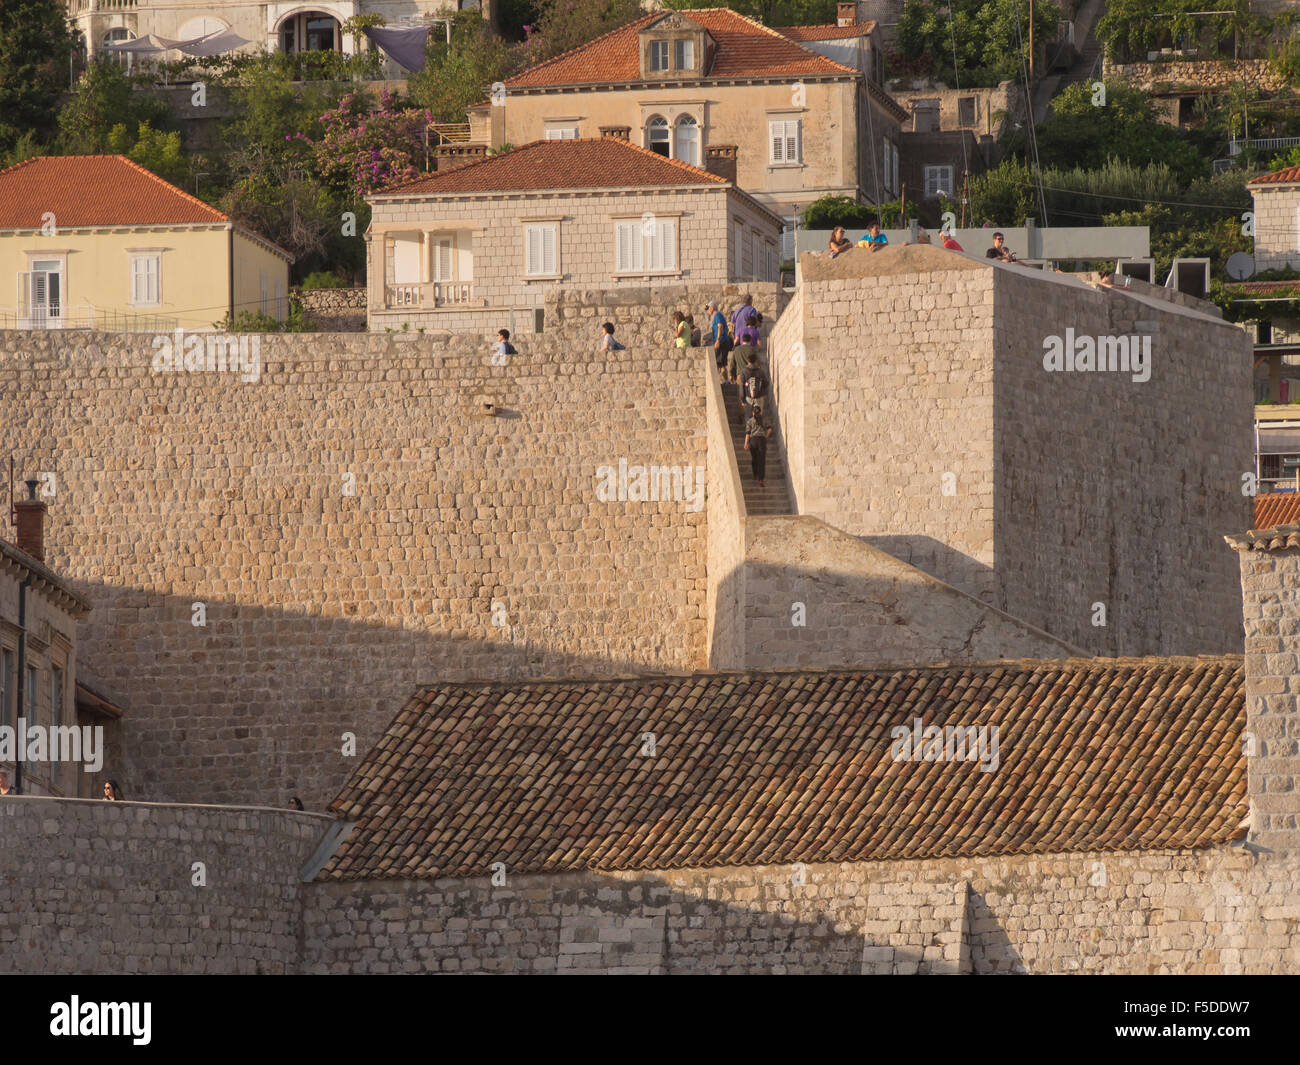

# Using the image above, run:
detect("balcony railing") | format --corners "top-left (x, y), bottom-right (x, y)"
top-left (1229, 136), bottom-right (1300, 157)
top-left (384, 282), bottom-right (475, 309)
top-left (0, 305), bottom-right (179, 333)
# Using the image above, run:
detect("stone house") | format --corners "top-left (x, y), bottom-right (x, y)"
top-left (467, 8), bottom-right (909, 228)
top-left (0, 155), bottom-right (291, 332)
top-left (0, 480), bottom-right (120, 799)
top-left (1248, 164), bottom-right (1300, 274)
top-left (66, 0), bottom-right (484, 61)
top-left (365, 135), bottom-right (784, 334)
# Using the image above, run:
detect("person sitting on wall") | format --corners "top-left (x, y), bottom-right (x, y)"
top-left (985, 231), bottom-right (1017, 263)
top-left (857, 220), bottom-right (888, 252)
top-left (599, 322), bottom-right (626, 351)
top-left (289, 796), bottom-right (304, 811)
top-left (103, 780), bottom-right (122, 801)
top-left (0, 770), bottom-right (13, 796)
top-left (941, 232), bottom-right (965, 252)
top-left (828, 226), bottom-right (853, 257)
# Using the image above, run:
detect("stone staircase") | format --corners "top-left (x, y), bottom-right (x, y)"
top-left (720, 376), bottom-right (793, 515)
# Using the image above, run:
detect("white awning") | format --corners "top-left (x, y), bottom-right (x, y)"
top-left (103, 34), bottom-right (181, 55)
top-left (176, 29), bottom-right (251, 57)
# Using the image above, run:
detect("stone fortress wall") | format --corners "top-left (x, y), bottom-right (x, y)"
top-left (767, 247), bottom-right (1253, 658)
top-left (0, 312), bottom-right (711, 809)
top-left (4, 795), bottom-right (1297, 974)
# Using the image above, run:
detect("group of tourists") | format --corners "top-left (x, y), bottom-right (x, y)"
top-left (828, 221), bottom-right (1033, 262)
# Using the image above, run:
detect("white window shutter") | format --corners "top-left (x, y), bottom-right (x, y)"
top-left (790, 121), bottom-right (801, 163)
top-left (770, 121), bottom-right (783, 164)
top-left (543, 225), bottom-right (556, 274)
top-left (435, 238), bottom-right (453, 281)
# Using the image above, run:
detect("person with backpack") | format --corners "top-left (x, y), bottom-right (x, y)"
top-left (730, 293), bottom-right (756, 341)
top-left (740, 350), bottom-right (770, 420)
top-left (687, 314), bottom-right (701, 347)
top-left (744, 405), bottom-right (773, 488)
top-left (494, 328), bottom-right (517, 362)
top-left (729, 313), bottom-right (761, 384)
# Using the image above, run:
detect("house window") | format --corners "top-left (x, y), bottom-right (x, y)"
top-left (751, 232), bottom-right (762, 281)
top-left (525, 223), bottom-right (558, 277)
top-left (769, 119), bottom-right (801, 165)
top-left (103, 27), bottom-right (134, 67)
top-left (650, 41), bottom-right (669, 71)
top-left (734, 220), bottom-right (744, 277)
top-left (21, 259), bottom-right (63, 326)
top-left (1, 648), bottom-right (12, 732)
top-left (675, 39), bottom-right (694, 70)
top-left (924, 165), bottom-right (954, 199)
top-left (274, 277), bottom-right (286, 319)
top-left (392, 236), bottom-right (421, 284)
top-left (545, 126), bottom-right (578, 140)
top-left (433, 237), bottom-right (455, 282)
top-left (958, 97), bottom-right (976, 127)
top-left (615, 218), bottom-right (677, 273)
top-left (675, 115), bottom-right (700, 167)
top-left (765, 240), bottom-right (776, 281)
top-left (25, 665), bottom-right (36, 726)
top-left (129, 253), bottom-right (160, 306)
top-left (646, 116), bottom-right (670, 157)
top-left (891, 142), bottom-right (900, 194)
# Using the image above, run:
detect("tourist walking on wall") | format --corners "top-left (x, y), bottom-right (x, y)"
top-left (744, 406), bottom-right (772, 487)
top-left (673, 311), bottom-right (689, 348)
top-left (730, 293), bottom-right (756, 340)
top-left (707, 301), bottom-right (731, 372)
top-left (740, 350), bottom-right (770, 419)
top-left (730, 313), bottom-right (761, 386)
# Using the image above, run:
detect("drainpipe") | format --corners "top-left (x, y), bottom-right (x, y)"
top-left (228, 225), bottom-right (236, 324)
top-left (14, 574), bottom-right (30, 795)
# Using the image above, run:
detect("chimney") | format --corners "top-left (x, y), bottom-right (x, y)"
top-left (600, 125), bottom-right (631, 141)
top-left (433, 144), bottom-right (488, 172)
top-left (837, 1), bottom-right (858, 27)
top-left (1227, 527), bottom-right (1300, 853)
top-left (14, 477), bottom-right (47, 562)
top-left (705, 144), bottom-right (738, 184)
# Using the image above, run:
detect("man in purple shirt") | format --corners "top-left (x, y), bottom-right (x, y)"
top-left (730, 294), bottom-right (756, 340)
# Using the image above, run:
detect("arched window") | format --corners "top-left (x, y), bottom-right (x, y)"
top-left (646, 116), bottom-right (669, 157)
top-left (178, 16), bottom-right (228, 41)
top-left (675, 115), bottom-right (700, 167)
top-left (102, 28), bottom-right (135, 67)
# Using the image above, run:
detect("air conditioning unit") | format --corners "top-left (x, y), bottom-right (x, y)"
top-left (1165, 258), bottom-right (1210, 299)
top-left (1117, 258), bottom-right (1154, 284)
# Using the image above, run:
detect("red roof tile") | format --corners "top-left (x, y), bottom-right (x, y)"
top-left (321, 657), bottom-right (1247, 881)
top-left (504, 9), bottom-right (856, 89)
top-left (778, 23), bottom-right (875, 41)
top-left (1255, 493), bottom-right (1300, 530)
top-left (1226, 280), bottom-right (1300, 297)
top-left (1250, 165), bottom-right (1300, 185)
top-left (0, 155), bottom-right (229, 228)
top-left (373, 138), bottom-right (728, 197)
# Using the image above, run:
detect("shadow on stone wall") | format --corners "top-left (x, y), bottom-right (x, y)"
top-left (79, 580), bottom-right (686, 812)
top-left (302, 869), bottom-right (956, 975)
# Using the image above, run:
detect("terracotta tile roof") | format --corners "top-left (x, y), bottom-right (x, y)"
top-left (373, 138), bottom-right (728, 197)
top-left (321, 657), bottom-right (1247, 881)
top-left (1250, 165), bottom-right (1300, 185)
top-left (1253, 493), bottom-right (1300, 529)
top-left (504, 9), bottom-right (856, 89)
top-left (0, 155), bottom-right (229, 228)
top-left (1226, 280), bottom-right (1300, 297)
top-left (1226, 522), bottom-right (1300, 551)
top-left (778, 23), bottom-right (875, 41)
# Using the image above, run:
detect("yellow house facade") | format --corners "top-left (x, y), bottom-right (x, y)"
top-left (0, 156), bottom-right (291, 332)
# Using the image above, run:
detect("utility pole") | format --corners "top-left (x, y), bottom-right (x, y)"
top-left (1029, 0), bottom-right (1035, 82)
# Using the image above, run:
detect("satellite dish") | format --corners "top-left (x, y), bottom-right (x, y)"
top-left (1226, 252), bottom-right (1255, 281)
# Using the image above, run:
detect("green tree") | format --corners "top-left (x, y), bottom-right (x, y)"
top-left (896, 0), bottom-right (1059, 87)
top-left (1005, 80), bottom-right (1202, 182)
top-left (108, 121), bottom-right (190, 187)
top-left (0, 0), bottom-right (75, 151)
top-left (802, 195), bottom-right (878, 229)
top-left (56, 59), bottom-right (172, 155)
top-left (407, 14), bottom-right (520, 122)
top-left (1097, 0), bottom-right (1252, 62)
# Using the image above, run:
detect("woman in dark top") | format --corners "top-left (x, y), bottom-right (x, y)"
top-left (828, 226), bottom-right (852, 258)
